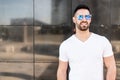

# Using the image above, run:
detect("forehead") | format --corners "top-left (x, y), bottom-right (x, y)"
top-left (75, 9), bottom-right (90, 16)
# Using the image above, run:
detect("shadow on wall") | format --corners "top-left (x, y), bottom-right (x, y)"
top-left (0, 72), bottom-right (34, 80)
top-left (21, 44), bottom-right (59, 57)
top-left (0, 67), bottom-right (58, 80)
top-left (21, 44), bottom-right (59, 80)
top-left (36, 63), bottom-right (58, 80)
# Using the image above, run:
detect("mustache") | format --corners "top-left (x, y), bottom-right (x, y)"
top-left (80, 21), bottom-right (88, 24)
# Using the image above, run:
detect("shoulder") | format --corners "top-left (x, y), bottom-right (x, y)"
top-left (92, 33), bottom-right (109, 41)
top-left (91, 33), bottom-right (111, 45)
top-left (60, 35), bottom-right (75, 47)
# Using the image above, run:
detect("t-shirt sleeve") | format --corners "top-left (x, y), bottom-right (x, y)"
top-left (59, 42), bottom-right (68, 62)
top-left (103, 37), bottom-right (113, 57)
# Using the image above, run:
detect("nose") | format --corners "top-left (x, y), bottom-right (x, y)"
top-left (82, 17), bottom-right (87, 21)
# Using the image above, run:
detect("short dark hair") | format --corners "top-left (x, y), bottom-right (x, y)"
top-left (73, 4), bottom-right (91, 16)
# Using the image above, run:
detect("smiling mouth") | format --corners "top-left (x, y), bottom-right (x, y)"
top-left (81, 23), bottom-right (87, 25)
top-left (80, 21), bottom-right (88, 25)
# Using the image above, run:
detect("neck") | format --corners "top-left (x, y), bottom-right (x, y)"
top-left (75, 29), bottom-right (91, 42)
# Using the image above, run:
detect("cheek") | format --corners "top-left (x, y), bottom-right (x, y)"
top-left (76, 20), bottom-right (81, 24)
top-left (87, 20), bottom-right (91, 24)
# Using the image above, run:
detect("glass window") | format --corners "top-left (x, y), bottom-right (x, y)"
top-left (110, 1), bottom-right (120, 79)
top-left (0, 0), bottom-right (33, 62)
top-left (0, 0), bottom-right (33, 25)
top-left (0, 63), bottom-right (34, 80)
top-left (35, 0), bottom-right (71, 25)
top-left (111, 0), bottom-right (120, 40)
top-left (0, 0), bottom-right (119, 80)
top-left (34, 0), bottom-right (72, 62)
top-left (0, 26), bottom-right (33, 62)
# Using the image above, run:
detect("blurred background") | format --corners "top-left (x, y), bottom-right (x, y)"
top-left (0, 0), bottom-right (120, 80)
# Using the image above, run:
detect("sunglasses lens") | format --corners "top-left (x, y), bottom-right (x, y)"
top-left (78, 15), bottom-right (83, 20)
top-left (85, 15), bottom-right (91, 20)
top-left (77, 15), bottom-right (91, 20)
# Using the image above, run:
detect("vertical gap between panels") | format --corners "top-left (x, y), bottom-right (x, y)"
top-left (33, 0), bottom-right (35, 80)
top-left (109, 0), bottom-right (112, 41)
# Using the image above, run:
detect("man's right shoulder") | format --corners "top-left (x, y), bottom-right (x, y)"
top-left (60, 35), bottom-right (74, 46)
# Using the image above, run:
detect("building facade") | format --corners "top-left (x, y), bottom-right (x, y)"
top-left (0, 0), bottom-right (120, 80)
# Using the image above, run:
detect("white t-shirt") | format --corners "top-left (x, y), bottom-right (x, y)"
top-left (59, 33), bottom-right (113, 80)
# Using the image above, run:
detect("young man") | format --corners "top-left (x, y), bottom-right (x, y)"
top-left (57, 4), bottom-right (116, 80)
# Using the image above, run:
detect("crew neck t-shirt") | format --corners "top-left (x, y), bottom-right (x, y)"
top-left (59, 33), bottom-right (113, 80)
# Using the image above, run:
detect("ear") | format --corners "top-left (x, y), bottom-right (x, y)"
top-left (72, 17), bottom-right (76, 24)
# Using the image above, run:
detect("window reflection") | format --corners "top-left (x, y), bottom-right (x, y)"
top-left (0, 0), bottom-right (120, 80)
top-left (111, 0), bottom-right (120, 40)
top-left (34, 0), bottom-right (72, 62)
top-left (0, 0), bottom-right (33, 25)
top-left (0, 26), bottom-right (33, 62)
top-left (35, 0), bottom-right (71, 25)
top-left (110, 0), bottom-right (120, 80)
top-left (110, 0), bottom-right (120, 56)
top-left (0, 63), bottom-right (34, 80)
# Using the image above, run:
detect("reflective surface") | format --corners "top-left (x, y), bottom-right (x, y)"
top-left (0, 63), bottom-right (34, 80)
top-left (35, 63), bottom-right (58, 80)
top-left (0, 26), bottom-right (33, 62)
top-left (34, 0), bottom-right (72, 62)
top-left (0, 0), bottom-right (120, 80)
top-left (110, 0), bottom-right (120, 79)
top-left (35, 0), bottom-right (71, 25)
top-left (0, 0), bottom-right (33, 26)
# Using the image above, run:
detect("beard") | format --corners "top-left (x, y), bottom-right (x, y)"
top-left (77, 21), bottom-right (89, 31)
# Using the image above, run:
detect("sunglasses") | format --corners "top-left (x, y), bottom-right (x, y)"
top-left (77, 15), bottom-right (92, 20)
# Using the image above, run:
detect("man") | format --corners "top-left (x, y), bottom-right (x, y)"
top-left (57, 4), bottom-right (116, 80)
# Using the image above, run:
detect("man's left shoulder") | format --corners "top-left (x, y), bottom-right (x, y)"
top-left (92, 33), bottom-right (110, 42)
top-left (92, 33), bottom-right (105, 39)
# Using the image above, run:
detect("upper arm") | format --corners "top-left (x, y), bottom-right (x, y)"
top-left (104, 55), bottom-right (116, 80)
top-left (57, 60), bottom-right (68, 80)
top-left (57, 60), bottom-right (68, 72)
top-left (103, 55), bottom-right (116, 68)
